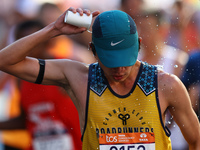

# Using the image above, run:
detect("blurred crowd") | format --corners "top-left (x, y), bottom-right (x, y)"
top-left (0, 0), bottom-right (199, 150)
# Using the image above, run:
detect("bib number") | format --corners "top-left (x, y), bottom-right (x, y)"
top-left (99, 132), bottom-right (155, 150)
top-left (100, 144), bottom-right (155, 150)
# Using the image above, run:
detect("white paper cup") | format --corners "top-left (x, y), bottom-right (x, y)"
top-left (64, 11), bottom-right (92, 30)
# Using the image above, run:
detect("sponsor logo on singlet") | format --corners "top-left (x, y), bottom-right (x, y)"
top-left (95, 107), bottom-right (155, 150)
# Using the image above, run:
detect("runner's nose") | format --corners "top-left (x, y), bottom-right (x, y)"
top-left (111, 67), bottom-right (125, 72)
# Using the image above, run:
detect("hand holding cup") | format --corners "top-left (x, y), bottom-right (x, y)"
top-left (53, 7), bottom-right (100, 36)
top-left (64, 10), bottom-right (92, 30)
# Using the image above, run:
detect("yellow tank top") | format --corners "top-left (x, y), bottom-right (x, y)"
top-left (82, 62), bottom-right (172, 150)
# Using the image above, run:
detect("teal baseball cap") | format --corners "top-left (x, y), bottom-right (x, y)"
top-left (92, 10), bottom-right (139, 68)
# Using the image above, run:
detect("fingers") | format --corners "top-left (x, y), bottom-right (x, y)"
top-left (67, 7), bottom-right (100, 17)
top-left (68, 7), bottom-right (76, 13)
top-left (83, 9), bottom-right (91, 16)
top-left (92, 10), bottom-right (100, 17)
top-left (74, 27), bottom-right (87, 34)
top-left (77, 8), bottom-right (91, 16)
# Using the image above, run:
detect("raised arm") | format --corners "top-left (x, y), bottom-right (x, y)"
top-left (0, 8), bottom-right (99, 86)
top-left (159, 72), bottom-right (200, 149)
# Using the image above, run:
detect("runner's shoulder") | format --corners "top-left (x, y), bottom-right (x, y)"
top-left (157, 69), bottom-right (182, 93)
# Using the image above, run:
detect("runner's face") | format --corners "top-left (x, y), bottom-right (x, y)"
top-left (98, 59), bottom-right (133, 82)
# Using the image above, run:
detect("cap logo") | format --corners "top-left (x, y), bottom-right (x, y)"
top-left (111, 39), bottom-right (125, 46)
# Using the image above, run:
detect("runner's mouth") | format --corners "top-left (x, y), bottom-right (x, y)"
top-left (113, 75), bottom-right (124, 80)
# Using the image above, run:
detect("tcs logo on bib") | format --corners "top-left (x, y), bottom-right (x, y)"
top-left (106, 135), bottom-right (117, 142)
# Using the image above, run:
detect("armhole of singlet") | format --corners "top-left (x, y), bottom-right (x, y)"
top-left (81, 63), bottom-right (93, 141)
top-left (155, 68), bottom-right (171, 137)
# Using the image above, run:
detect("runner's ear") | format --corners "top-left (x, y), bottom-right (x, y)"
top-left (89, 42), bottom-right (96, 56)
top-left (138, 37), bottom-right (142, 52)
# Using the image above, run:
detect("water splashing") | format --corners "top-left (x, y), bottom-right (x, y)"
top-left (174, 65), bottom-right (178, 68)
top-left (87, 30), bottom-right (92, 33)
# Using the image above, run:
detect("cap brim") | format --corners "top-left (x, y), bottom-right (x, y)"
top-left (95, 44), bottom-right (139, 68)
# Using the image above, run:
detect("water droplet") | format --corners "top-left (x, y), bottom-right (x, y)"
top-left (168, 121), bottom-right (171, 125)
top-left (87, 30), bottom-right (92, 33)
top-left (174, 65), bottom-right (178, 68)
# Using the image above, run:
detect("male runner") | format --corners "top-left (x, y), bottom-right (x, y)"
top-left (0, 7), bottom-right (199, 149)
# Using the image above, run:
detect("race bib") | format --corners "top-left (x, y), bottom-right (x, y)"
top-left (99, 132), bottom-right (155, 150)
top-left (33, 134), bottom-right (74, 150)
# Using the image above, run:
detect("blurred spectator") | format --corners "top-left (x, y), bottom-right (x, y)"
top-left (37, 2), bottom-right (96, 63)
top-left (15, 0), bottom-right (40, 19)
top-left (0, 19), bottom-right (82, 150)
top-left (181, 50), bottom-right (200, 121)
top-left (135, 8), bottom-right (189, 150)
top-left (0, 71), bottom-right (31, 150)
top-left (166, 0), bottom-right (184, 49)
top-left (37, 2), bottom-right (62, 26)
top-left (167, 0), bottom-right (200, 53)
top-left (178, 50), bottom-right (200, 150)
top-left (137, 8), bottom-right (188, 77)
top-left (120, 0), bottom-right (144, 27)
top-left (0, 1), bottom-right (32, 150)
top-left (166, 4), bottom-right (200, 148)
top-left (0, 17), bottom-right (8, 50)
top-left (36, 2), bottom-right (72, 59)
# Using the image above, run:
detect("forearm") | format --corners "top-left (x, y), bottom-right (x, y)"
top-left (0, 8), bottom-right (97, 83)
top-left (189, 124), bottom-right (200, 150)
top-left (189, 142), bottom-right (200, 150)
top-left (0, 23), bottom-right (59, 69)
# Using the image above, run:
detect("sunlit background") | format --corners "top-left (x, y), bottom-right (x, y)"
top-left (0, 0), bottom-right (200, 150)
